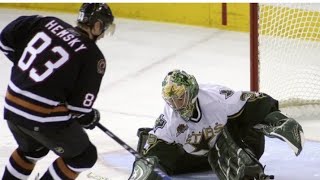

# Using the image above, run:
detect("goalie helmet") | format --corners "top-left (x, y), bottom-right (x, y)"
top-left (162, 69), bottom-right (199, 121)
top-left (77, 3), bottom-right (115, 36)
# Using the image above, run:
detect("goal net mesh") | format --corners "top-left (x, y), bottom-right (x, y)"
top-left (258, 3), bottom-right (320, 119)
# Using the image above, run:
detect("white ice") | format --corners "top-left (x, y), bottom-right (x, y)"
top-left (0, 9), bottom-right (319, 180)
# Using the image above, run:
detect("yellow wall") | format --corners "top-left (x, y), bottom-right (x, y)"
top-left (0, 3), bottom-right (81, 13)
top-left (259, 5), bottom-right (320, 41)
top-left (0, 3), bottom-right (250, 32)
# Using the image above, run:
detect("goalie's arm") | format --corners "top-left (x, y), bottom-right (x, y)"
top-left (129, 136), bottom-right (183, 180)
top-left (228, 92), bottom-right (304, 156)
top-left (228, 92), bottom-right (279, 126)
top-left (142, 136), bottom-right (211, 174)
top-left (142, 135), bottom-right (185, 175)
top-left (131, 128), bottom-right (211, 180)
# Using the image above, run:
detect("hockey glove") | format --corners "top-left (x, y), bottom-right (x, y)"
top-left (75, 108), bottom-right (100, 130)
top-left (254, 111), bottom-right (305, 156)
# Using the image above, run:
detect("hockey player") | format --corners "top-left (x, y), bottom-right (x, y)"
top-left (0, 3), bottom-right (115, 180)
top-left (129, 69), bottom-right (305, 180)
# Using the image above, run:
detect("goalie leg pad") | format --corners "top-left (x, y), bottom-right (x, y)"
top-left (254, 111), bottom-right (305, 156)
top-left (208, 127), bottom-right (268, 180)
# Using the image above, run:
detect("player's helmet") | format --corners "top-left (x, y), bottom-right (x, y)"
top-left (77, 3), bottom-right (115, 35)
top-left (162, 70), bottom-right (199, 121)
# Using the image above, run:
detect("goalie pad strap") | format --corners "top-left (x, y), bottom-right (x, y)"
top-left (208, 127), bottom-right (266, 180)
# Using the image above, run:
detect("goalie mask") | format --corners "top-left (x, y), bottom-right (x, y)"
top-left (162, 70), bottom-right (199, 121)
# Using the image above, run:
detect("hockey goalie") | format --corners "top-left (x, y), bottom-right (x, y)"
top-left (129, 69), bottom-right (305, 180)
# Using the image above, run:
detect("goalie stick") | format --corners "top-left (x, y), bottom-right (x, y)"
top-left (97, 123), bottom-right (171, 180)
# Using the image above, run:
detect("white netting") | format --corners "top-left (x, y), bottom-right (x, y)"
top-left (258, 3), bottom-right (320, 119)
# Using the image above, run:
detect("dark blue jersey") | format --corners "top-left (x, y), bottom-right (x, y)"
top-left (0, 15), bottom-right (106, 128)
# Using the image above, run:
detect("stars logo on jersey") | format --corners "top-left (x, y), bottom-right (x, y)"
top-left (220, 89), bottom-right (234, 99)
top-left (97, 59), bottom-right (106, 74)
top-left (185, 123), bottom-right (224, 155)
top-left (176, 124), bottom-right (188, 137)
top-left (153, 114), bottom-right (167, 133)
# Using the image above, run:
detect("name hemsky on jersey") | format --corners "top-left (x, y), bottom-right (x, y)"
top-left (45, 19), bottom-right (87, 52)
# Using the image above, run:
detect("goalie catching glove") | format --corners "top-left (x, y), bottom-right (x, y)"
top-left (209, 127), bottom-right (273, 180)
top-left (254, 111), bottom-right (305, 156)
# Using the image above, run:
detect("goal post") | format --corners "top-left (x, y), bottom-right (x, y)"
top-left (250, 3), bottom-right (259, 92)
top-left (250, 3), bottom-right (320, 119)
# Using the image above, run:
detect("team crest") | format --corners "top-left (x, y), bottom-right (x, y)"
top-left (97, 59), bottom-right (106, 74)
top-left (219, 89), bottom-right (234, 99)
top-left (240, 91), bottom-right (265, 102)
top-left (176, 124), bottom-right (188, 137)
top-left (153, 114), bottom-right (166, 133)
top-left (240, 92), bottom-right (254, 101)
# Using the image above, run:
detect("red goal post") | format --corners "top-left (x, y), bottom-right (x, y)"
top-left (250, 3), bottom-right (320, 119)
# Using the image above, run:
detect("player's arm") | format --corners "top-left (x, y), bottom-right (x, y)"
top-left (143, 133), bottom-right (185, 175)
top-left (227, 91), bottom-right (279, 126)
top-left (228, 91), bottom-right (304, 156)
top-left (67, 53), bottom-right (106, 129)
top-left (0, 15), bottom-right (42, 64)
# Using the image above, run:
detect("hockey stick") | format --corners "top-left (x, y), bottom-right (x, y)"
top-left (97, 123), bottom-right (171, 180)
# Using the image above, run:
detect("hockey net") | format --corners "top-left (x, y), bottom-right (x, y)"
top-left (250, 3), bottom-right (320, 119)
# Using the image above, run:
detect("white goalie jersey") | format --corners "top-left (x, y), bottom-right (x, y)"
top-left (146, 84), bottom-right (249, 156)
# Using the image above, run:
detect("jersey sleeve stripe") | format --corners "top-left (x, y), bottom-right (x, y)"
top-left (6, 91), bottom-right (68, 114)
top-left (4, 102), bottom-right (71, 122)
top-left (67, 165), bottom-right (90, 173)
top-left (56, 158), bottom-right (79, 179)
top-left (67, 105), bottom-right (92, 113)
top-left (12, 150), bottom-right (35, 171)
top-left (0, 40), bottom-right (14, 51)
top-left (227, 108), bottom-right (245, 119)
top-left (6, 160), bottom-right (29, 180)
top-left (48, 164), bottom-right (62, 180)
top-left (9, 81), bottom-right (60, 106)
